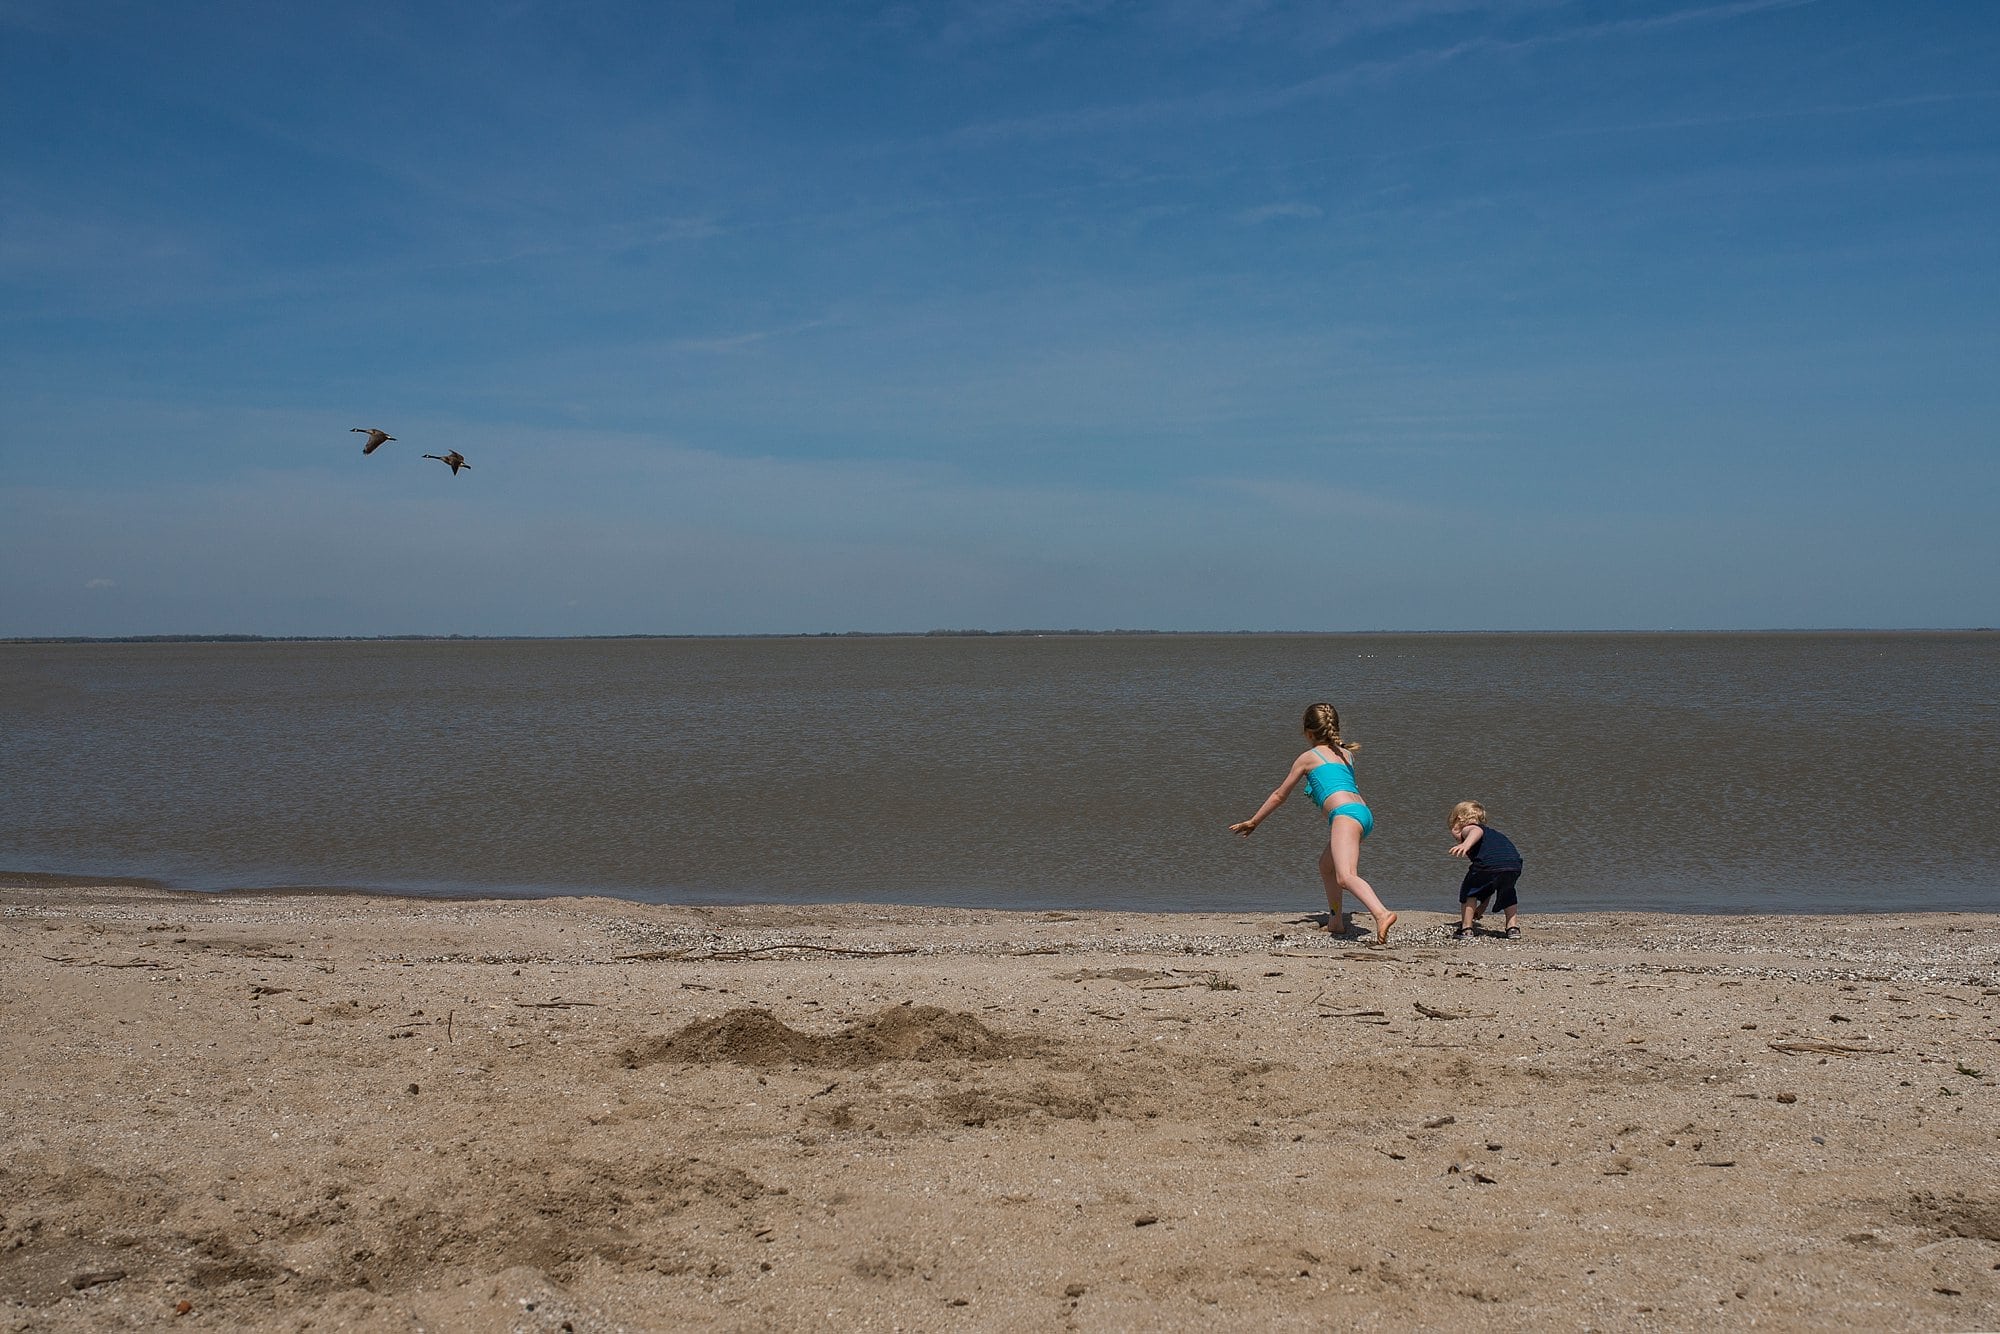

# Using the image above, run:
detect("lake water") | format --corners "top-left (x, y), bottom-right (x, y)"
top-left (2, 634), bottom-right (1994, 914)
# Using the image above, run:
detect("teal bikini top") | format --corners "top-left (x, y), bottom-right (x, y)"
top-left (1301, 747), bottom-right (1359, 806)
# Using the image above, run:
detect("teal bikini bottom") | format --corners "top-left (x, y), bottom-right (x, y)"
top-left (1326, 801), bottom-right (1374, 839)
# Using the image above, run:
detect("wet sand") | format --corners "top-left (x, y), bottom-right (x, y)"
top-left (2, 882), bottom-right (1996, 1331)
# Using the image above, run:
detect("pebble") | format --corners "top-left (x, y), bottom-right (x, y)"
top-left (68, 1271), bottom-right (125, 1290)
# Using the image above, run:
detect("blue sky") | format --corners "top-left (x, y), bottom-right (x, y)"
top-left (2, 0), bottom-right (1996, 635)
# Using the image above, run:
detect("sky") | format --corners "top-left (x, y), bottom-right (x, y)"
top-left (2, 0), bottom-right (1996, 635)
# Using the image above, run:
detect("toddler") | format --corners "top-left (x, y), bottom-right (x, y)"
top-left (1448, 800), bottom-right (1523, 939)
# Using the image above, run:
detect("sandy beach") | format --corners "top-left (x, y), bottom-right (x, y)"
top-left (2, 881), bottom-right (1995, 1331)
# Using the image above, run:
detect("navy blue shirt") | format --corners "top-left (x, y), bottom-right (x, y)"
top-left (1469, 825), bottom-right (1522, 869)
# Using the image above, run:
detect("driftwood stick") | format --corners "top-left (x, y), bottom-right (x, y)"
top-left (514, 1000), bottom-right (599, 1009)
top-left (43, 957), bottom-right (164, 969)
top-left (618, 943), bottom-right (921, 961)
top-left (1310, 987), bottom-right (1384, 1016)
top-left (1768, 1040), bottom-right (1894, 1055)
top-left (1270, 949), bottom-right (1405, 961)
top-left (678, 944), bottom-right (922, 961)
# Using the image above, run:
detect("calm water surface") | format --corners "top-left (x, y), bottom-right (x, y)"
top-left (2, 634), bottom-right (1994, 913)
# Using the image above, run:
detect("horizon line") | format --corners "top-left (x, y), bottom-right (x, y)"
top-left (4, 626), bottom-right (1995, 645)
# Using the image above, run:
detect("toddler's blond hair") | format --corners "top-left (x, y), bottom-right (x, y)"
top-left (1449, 800), bottom-right (1487, 830)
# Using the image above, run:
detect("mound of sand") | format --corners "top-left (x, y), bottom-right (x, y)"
top-left (617, 1002), bottom-right (1022, 1070)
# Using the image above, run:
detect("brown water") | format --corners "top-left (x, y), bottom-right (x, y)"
top-left (2, 634), bottom-right (1993, 913)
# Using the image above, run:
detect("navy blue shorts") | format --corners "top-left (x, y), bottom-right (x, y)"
top-left (1459, 865), bottom-right (1522, 911)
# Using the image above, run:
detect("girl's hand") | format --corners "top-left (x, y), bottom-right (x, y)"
top-left (1229, 820), bottom-right (1258, 837)
top-left (1449, 841), bottom-right (1472, 858)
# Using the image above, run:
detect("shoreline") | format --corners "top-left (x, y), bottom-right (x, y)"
top-left (10, 629), bottom-right (1995, 644)
top-left (4, 881), bottom-right (1996, 1330)
top-left (2, 868), bottom-right (1992, 921)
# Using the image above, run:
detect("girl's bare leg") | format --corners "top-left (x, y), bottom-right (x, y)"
top-left (1316, 846), bottom-right (1348, 935)
top-left (1328, 817), bottom-right (1396, 944)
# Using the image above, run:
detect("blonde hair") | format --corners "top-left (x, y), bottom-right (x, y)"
top-left (1450, 800), bottom-right (1487, 830)
top-left (1302, 702), bottom-right (1359, 755)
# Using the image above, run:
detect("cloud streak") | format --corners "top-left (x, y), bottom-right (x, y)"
top-left (929, 0), bottom-right (1825, 148)
top-left (666, 319), bottom-right (833, 355)
top-left (1234, 202), bottom-right (1323, 224)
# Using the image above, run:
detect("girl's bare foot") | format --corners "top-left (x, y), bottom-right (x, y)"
top-left (1374, 911), bottom-right (1397, 945)
top-left (1324, 914), bottom-right (1350, 936)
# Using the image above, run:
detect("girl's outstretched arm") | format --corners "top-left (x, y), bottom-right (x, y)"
top-left (1230, 752), bottom-right (1312, 836)
top-left (1449, 825), bottom-right (1485, 858)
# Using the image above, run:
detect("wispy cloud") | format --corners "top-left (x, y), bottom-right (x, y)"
top-left (927, 0), bottom-right (1123, 53)
top-left (84, 577), bottom-right (116, 590)
top-left (1234, 202), bottom-right (1323, 224)
top-left (932, 0), bottom-right (1823, 148)
top-left (3, 439), bottom-right (1346, 634)
top-left (1426, 88), bottom-right (2000, 154)
top-left (0, 190), bottom-right (206, 294)
top-left (667, 319), bottom-right (832, 355)
top-left (0, 0), bottom-right (63, 33)
top-left (1205, 475), bottom-right (1444, 525)
top-left (1290, 0), bottom-right (1578, 51)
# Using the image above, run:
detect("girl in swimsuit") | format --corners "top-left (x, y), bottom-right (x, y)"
top-left (1230, 702), bottom-right (1398, 944)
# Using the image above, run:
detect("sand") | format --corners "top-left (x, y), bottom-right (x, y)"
top-left (2, 880), bottom-right (1996, 1331)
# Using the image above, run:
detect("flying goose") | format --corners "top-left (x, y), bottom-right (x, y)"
top-left (422, 451), bottom-right (471, 475)
top-left (351, 427), bottom-right (395, 454)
